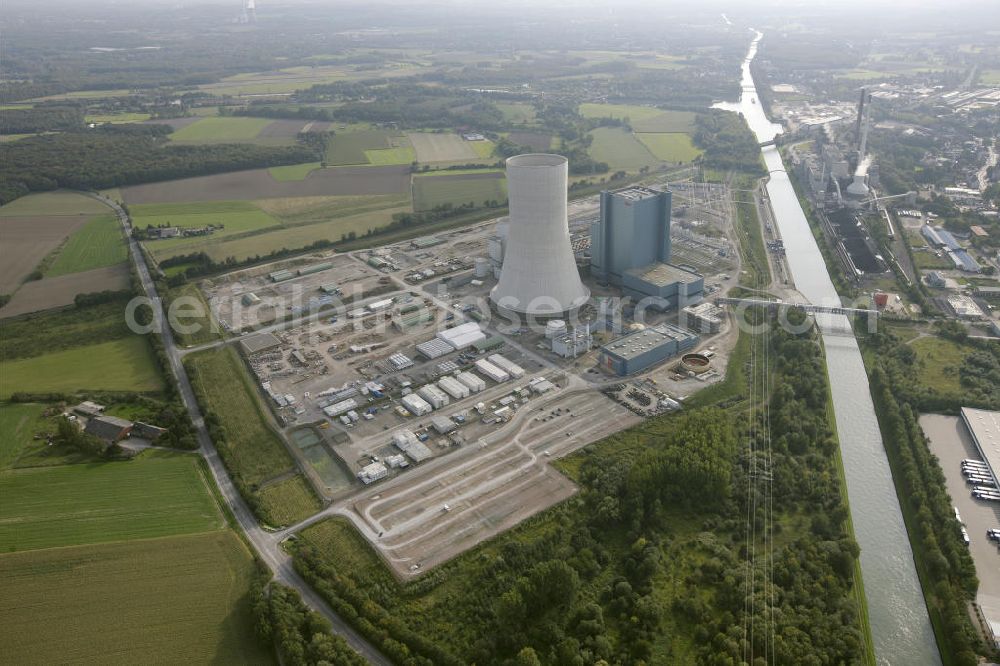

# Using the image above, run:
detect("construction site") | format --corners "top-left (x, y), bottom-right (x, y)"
top-left (195, 156), bottom-right (743, 576)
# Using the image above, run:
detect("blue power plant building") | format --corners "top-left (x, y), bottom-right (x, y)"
top-left (590, 186), bottom-right (703, 309)
top-left (598, 323), bottom-right (699, 375)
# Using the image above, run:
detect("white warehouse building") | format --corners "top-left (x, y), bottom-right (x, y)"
top-left (436, 322), bottom-right (486, 350)
top-left (487, 354), bottom-right (525, 378)
top-left (475, 359), bottom-right (510, 383)
top-left (417, 384), bottom-right (451, 409)
top-left (401, 393), bottom-right (433, 416)
top-left (437, 376), bottom-right (470, 400)
top-left (456, 371), bottom-right (486, 393)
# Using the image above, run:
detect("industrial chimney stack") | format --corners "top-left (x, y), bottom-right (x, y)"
top-left (490, 154), bottom-right (590, 316)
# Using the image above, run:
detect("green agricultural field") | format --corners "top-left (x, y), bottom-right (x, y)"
top-left (269, 162), bottom-right (322, 181)
top-left (413, 174), bottom-right (507, 211)
top-left (132, 200), bottom-right (282, 247)
top-left (185, 347), bottom-right (295, 486)
top-left (185, 347), bottom-right (319, 525)
top-left (0, 451), bottom-right (224, 552)
top-left (980, 69), bottom-right (1000, 85)
top-left (0, 191), bottom-right (109, 217)
top-left (256, 193), bottom-right (411, 226)
top-left (45, 214), bottom-right (127, 277)
top-left (909, 335), bottom-right (967, 395)
top-left (496, 102), bottom-right (537, 125)
top-left (149, 203), bottom-right (410, 263)
top-left (418, 168), bottom-right (504, 177)
top-left (912, 250), bottom-right (954, 270)
top-left (587, 127), bottom-right (659, 171)
top-left (0, 403), bottom-right (47, 470)
top-left (84, 112), bottom-right (151, 124)
top-left (326, 130), bottom-right (393, 166)
top-left (168, 283), bottom-right (221, 348)
top-left (28, 89), bottom-right (133, 101)
top-left (365, 146), bottom-right (417, 165)
top-left (169, 116), bottom-right (273, 143)
top-left (580, 102), bottom-right (665, 122)
top-left (636, 133), bottom-right (703, 163)
top-left (0, 337), bottom-right (163, 399)
top-left (257, 475), bottom-right (324, 527)
top-left (579, 104), bottom-right (697, 133)
top-left (0, 531), bottom-right (274, 665)
top-left (469, 140), bottom-right (496, 159)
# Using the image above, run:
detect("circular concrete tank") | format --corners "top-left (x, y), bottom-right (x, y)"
top-left (680, 352), bottom-right (711, 374)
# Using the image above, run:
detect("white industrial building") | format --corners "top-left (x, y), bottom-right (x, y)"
top-left (681, 302), bottom-right (724, 333)
top-left (392, 430), bottom-right (433, 462)
top-left (388, 353), bottom-right (414, 370)
top-left (436, 322), bottom-right (486, 350)
top-left (358, 462), bottom-right (388, 484)
top-left (488, 354), bottom-right (525, 378)
top-left (529, 377), bottom-right (556, 394)
top-left (417, 384), bottom-right (451, 409)
top-left (401, 393), bottom-right (433, 416)
top-left (367, 298), bottom-right (394, 312)
top-left (437, 376), bottom-right (470, 400)
top-left (475, 358), bottom-right (510, 383)
top-left (552, 328), bottom-right (592, 358)
top-left (323, 398), bottom-right (358, 418)
top-left (456, 371), bottom-right (486, 393)
top-left (431, 415), bottom-right (456, 434)
top-left (416, 338), bottom-right (455, 359)
top-left (490, 154), bottom-right (590, 315)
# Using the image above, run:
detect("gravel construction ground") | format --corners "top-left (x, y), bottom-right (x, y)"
top-left (344, 390), bottom-right (640, 577)
top-left (0, 263), bottom-right (130, 318)
top-left (121, 165), bottom-right (411, 204)
top-left (0, 215), bottom-right (91, 293)
top-left (407, 132), bottom-right (478, 162)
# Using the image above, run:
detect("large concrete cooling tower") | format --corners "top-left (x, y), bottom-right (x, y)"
top-left (490, 154), bottom-right (590, 315)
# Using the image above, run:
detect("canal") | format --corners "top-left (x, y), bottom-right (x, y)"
top-left (715, 30), bottom-right (941, 665)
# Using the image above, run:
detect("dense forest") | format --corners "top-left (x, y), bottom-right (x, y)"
top-left (0, 125), bottom-right (315, 204)
top-left (289, 312), bottom-right (868, 666)
top-left (249, 573), bottom-right (368, 666)
top-left (694, 111), bottom-right (766, 176)
top-left (0, 106), bottom-right (83, 134)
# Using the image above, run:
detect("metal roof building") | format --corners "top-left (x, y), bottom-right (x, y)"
top-left (437, 322), bottom-right (486, 350)
top-left (622, 262), bottom-right (704, 310)
top-left (84, 415), bottom-right (134, 442)
top-left (416, 338), bottom-right (455, 360)
top-left (961, 407), bottom-right (1000, 488)
top-left (598, 323), bottom-right (699, 376)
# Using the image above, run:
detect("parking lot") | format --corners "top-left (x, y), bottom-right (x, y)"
top-left (919, 414), bottom-right (1000, 631)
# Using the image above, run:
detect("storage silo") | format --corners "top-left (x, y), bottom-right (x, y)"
top-left (490, 154), bottom-right (590, 315)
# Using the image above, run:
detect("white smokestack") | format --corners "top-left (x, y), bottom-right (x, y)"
top-left (490, 154), bottom-right (590, 315)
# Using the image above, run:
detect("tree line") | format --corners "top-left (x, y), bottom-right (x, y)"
top-left (0, 124), bottom-right (316, 205)
top-left (0, 106), bottom-right (84, 134)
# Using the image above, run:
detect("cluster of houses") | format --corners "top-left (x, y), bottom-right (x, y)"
top-left (71, 401), bottom-right (167, 443)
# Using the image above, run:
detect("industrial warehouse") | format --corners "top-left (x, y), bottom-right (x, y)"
top-left (191, 152), bottom-right (742, 576)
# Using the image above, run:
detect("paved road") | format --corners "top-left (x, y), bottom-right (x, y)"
top-left (89, 192), bottom-right (391, 666)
